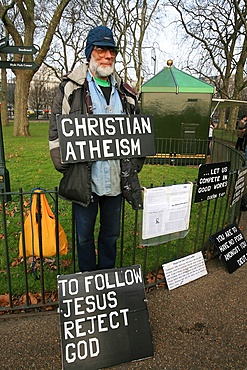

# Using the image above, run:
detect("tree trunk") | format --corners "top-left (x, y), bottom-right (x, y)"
top-left (217, 109), bottom-right (226, 129)
top-left (13, 70), bottom-right (33, 136)
top-left (228, 105), bottom-right (239, 131)
top-left (0, 56), bottom-right (9, 127)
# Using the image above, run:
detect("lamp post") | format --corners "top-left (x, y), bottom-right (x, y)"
top-left (0, 37), bottom-right (38, 202)
top-left (0, 36), bottom-right (11, 201)
top-left (142, 44), bottom-right (158, 75)
top-left (0, 117), bottom-right (11, 201)
top-left (151, 47), bottom-right (156, 75)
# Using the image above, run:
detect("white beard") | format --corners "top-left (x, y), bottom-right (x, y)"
top-left (89, 55), bottom-right (115, 78)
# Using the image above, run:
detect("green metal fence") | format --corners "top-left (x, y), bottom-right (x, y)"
top-left (0, 139), bottom-right (246, 313)
top-left (213, 128), bottom-right (237, 144)
top-left (145, 137), bottom-right (208, 166)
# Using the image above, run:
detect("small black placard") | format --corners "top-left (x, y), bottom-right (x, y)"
top-left (194, 161), bottom-right (230, 203)
top-left (57, 265), bottom-right (154, 370)
top-left (209, 223), bottom-right (247, 273)
top-left (231, 167), bottom-right (247, 207)
top-left (56, 114), bottom-right (156, 163)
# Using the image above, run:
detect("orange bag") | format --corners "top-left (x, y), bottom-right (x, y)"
top-left (19, 190), bottom-right (68, 257)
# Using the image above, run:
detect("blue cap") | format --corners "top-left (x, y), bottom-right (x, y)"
top-left (85, 25), bottom-right (117, 60)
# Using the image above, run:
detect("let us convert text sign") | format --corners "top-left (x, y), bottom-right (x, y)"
top-left (57, 114), bottom-right (156, 162)
top-left (58, 265), bottom-right (154, 370)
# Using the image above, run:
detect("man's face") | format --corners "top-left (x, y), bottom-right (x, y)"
top-left (89, 46), bottom-right (117, 79)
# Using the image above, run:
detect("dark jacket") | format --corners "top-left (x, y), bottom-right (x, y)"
top-left (49, 64), bottom-right (144, 210)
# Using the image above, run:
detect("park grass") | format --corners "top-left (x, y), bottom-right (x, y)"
top-left (0, 121), bottom-right (201, 295)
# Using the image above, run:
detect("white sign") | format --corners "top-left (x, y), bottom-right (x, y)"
top-left (162, 251), bottom-right (208, 290)
top-left (142, 183), bottom-right (193, 240)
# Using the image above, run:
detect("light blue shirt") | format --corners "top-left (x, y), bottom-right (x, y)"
top-left (87, 71), bottom-right (124, 196)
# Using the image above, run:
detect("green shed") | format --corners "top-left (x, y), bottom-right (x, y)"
top-left (141, 60), bottom-right (215, 163)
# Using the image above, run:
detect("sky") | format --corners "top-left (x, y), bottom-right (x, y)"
top-left (142, 7), bottom-right (186, 78)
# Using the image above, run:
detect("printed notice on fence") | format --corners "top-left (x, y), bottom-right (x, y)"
top-left (209, 223), bottom-right (247, 273)
top-left (194, 161), bottom-right (230, 203)
top-left (231, 167), bottom-right (247, 207)
top-left (57, 265), bottom-right (153, 370)
top-left (56, 114), bottom-right (156, 163)
top-left (162, 252), bottom-right (207, 290)
top-left (142, 183), bottom-right (193, 240)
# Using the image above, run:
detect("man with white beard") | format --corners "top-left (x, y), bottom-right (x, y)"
top-left (49, 25), bottom-right (144, 273)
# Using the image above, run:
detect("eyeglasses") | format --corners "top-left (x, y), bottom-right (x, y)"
top-left (93, 46), bottom-right (117, 57)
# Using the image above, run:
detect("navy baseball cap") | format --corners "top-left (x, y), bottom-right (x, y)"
top-left (85, 25), bottom-right (118, 60)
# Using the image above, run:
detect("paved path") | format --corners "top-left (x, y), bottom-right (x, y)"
top-left (1, 212), bottom-right (247, 370)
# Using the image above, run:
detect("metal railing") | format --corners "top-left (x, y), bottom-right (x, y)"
top-left (0, 139), bottom-right (245, 312)
top-left (145, 137), bottom-right (208, 166)
top-left (213, 128), bottom-right (237, 144)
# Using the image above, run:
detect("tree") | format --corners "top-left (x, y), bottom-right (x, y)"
top-left (44, 0), bottom-right (162, 93)
top-left (43, 0), bottom-right (87, 79)
top-left (168, 0), bottom-right (247, 129)
top-left (0, 0), bottom-right (70, 136)
top-left (0, 52), bottom-right (9, 126)
top-left (112, 0), bottom-right (161, 92)
top-left (29, 65), bottom-right (59, 117)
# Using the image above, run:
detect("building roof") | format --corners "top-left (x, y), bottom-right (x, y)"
top-left (141, 61), bottom-right (215, 94)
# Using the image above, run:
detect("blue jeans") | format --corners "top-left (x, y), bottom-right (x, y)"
top-left (73, 193), bottom-right (122, 272)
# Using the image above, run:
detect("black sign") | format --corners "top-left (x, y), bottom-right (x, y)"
top-left (0, 37), bottom-right (8, 48)
top-left (231, 167), bottom-right (247, 207)
top-left (0, 61), bottom-right (37, 70)
top-left (57, 114), bottom-right (156, 163)
top-left (0, 45), bottom-right (38, 54)
top-left (194, 161), bottom-right (230, 203)
top-left (57, 265), bottom-right (154, 370)
top-left (209, 223), bottom-right (247, 273)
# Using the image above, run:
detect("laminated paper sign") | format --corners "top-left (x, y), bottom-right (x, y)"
top-left (142, 183), bottom-right (193, 240)
top-left (162, 251), bottom-right (208, 290)
top-left (58, 265), bottom-right (154, 370)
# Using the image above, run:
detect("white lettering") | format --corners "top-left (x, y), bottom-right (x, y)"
top-left (65, 142), bottom-right (77, 161)
top-left (75, 318), bottom-right (86, 337)
top-left (64, 320), bottom-right (75, 340)
top-left (75, 117), bottom-right (87, 136)
top-left (126, 117), bottom-right (132, 134)
top-left (105, 117), bottom-right (116, 135)
top-left (89, 140), bottom-right (101, 159)
top-left (103, 139), bottom-right (114, 157)
top-left (65, 343), bottom-right (76, 363)
top-left (120, 138), bottom-right (130, 155)
top-left (95, 274), bottom-right (105, 290)
top-left (58, 279), bottom-right (68, 296)
top-left (75, 141), bottom-right (86, 160)
top-left (63, 299), bottom-right (73, 318)
top-left (84, 276), bottom-right (93, 293)
top-left (115, 117), bottom-right (125, 134)
top-left (87, 118), bottom-right (99, 136)
top-left (198, 186), bottom-right (211, 193)
top-left (62, 118), bottom-right (73, 137)
top-left (74, 297), bottom-right (85, 315)
top-left (131, 138), bottom-right (141, 155)
top-left (133, 117), bottom-right (142, 134)
top-left (141, 116), bottom-right (152, 133)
